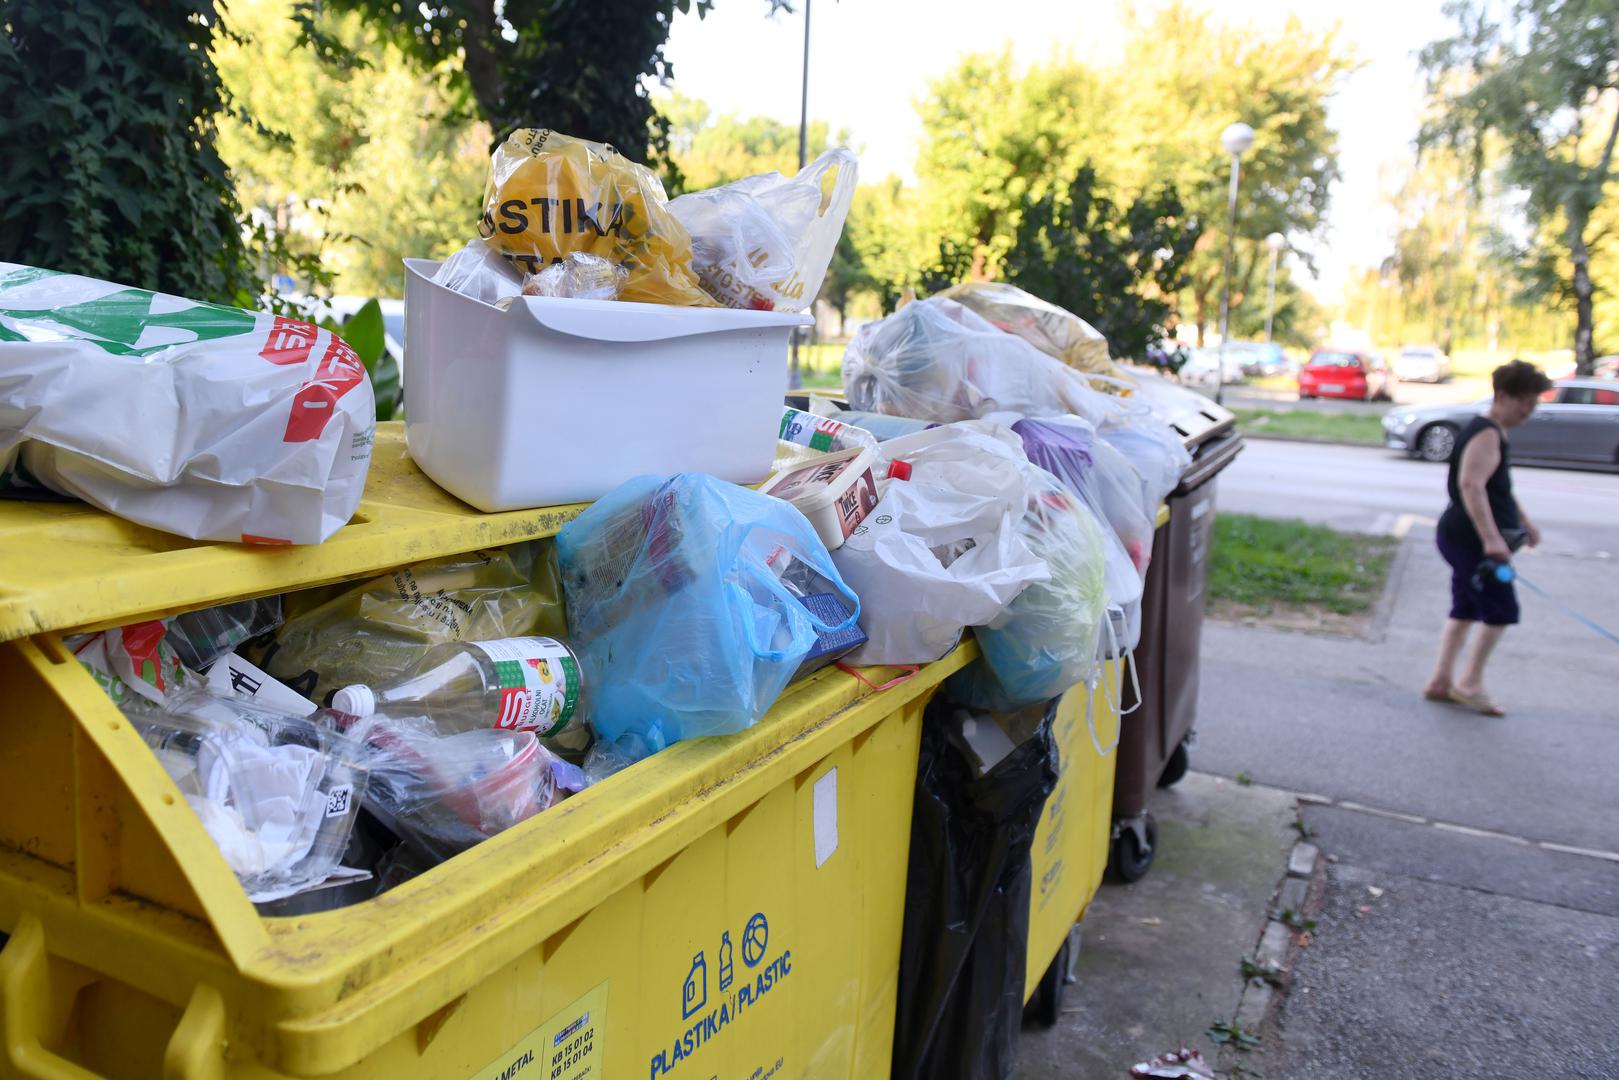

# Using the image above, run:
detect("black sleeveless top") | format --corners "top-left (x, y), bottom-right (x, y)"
top-left (1438, 416), bottom-right (1519, 550)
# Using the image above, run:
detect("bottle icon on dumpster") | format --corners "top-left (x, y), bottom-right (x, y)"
top-left (682, 951), bottom-right (707, 1019)
top-left (718, 932), bottom-right (734, 991)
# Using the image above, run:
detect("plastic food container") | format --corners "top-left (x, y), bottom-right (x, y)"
top-left (403, 258), bottom-right (812, 511)
top-left (760, 445), bottom-right (881, 550)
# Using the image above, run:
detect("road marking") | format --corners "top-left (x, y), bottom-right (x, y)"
top-left (1305, 795), bottom-right (1619, 864)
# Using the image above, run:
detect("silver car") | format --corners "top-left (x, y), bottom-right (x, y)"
top-left (1382, 378), bottom-right (1619, 464)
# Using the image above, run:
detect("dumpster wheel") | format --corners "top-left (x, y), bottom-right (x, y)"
top-left (1108, 812), bottom-right (1158, 883)
top-left (1156, 740), bottom-right (1190, 788)
top-left (1028, 933), bottom-right (1072, 1028)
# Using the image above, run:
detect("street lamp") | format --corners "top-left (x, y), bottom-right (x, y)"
top-left (1215, 121), bottom-right (1254, 406)
top-left (789, 0), bottom-right (813, 390)
top-left (1264, 231), bottom-right (1285, 345)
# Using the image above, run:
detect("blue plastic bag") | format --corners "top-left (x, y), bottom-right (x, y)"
top-left (557, 473), bottom-right (861, 746)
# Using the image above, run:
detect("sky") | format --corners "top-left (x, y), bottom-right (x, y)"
top-left (661, 0), bottom-right (1459, 301)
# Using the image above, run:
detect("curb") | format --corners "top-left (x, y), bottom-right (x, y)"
top-left (1234, 839), bottom-right (1328, 1035)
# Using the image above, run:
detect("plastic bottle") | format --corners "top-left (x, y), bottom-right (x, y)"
top-left (332, 636), bottom-right (587, 750)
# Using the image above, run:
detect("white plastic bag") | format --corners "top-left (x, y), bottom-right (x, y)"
top-left (0, 264), bottom-right (374, 544)
top-left (832, 422), bottom-right (1050, 666)
top-left (841, 297), bottom-right (1125, 425)
top-left (1101, 418), bottom-right (1191, 509)
top-left (671, 148), bottom-right (858, 312)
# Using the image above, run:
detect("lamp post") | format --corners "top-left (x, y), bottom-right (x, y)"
top-left (1264, 231), bottom-right (1285, 345)
top-left (1215, 121), bottom-right (1254, 406)
top-left (789, 0), bottom-right (813, 390)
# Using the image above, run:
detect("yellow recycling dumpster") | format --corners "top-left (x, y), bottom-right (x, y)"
top-left (0, 425), bottom-right (973, 1080)
top-left (1022, 662), bottom-right (1123, 1025)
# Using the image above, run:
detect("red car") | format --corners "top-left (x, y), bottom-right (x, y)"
top-left (1298, 349), bottom-right (1394, 401)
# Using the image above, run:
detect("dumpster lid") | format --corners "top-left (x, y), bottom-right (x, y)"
top-left (0, 424), bottom-right (589, 643)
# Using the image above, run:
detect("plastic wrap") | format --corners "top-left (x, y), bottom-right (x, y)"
top-left (557, 473), bottom-right (860, 746)
top-left (0, 264), bottom-right (374, 544)
top-left (521, 252), bottom-right (627, 301)
top-left (670, 149), bottom-right (858, 312)
top-left (167, 596), bottom-right (283, 671)
top-left (935, 281), bottom-right (1111, 375)
top-left (825, 409), bottom-right (937, 442)
top-left (833, 422), bottom-right (1050, 666)
top-left (946, 468), bottom-right (1109, 710)
top-left (258, 542), bottom-right (566, 706)
top-left (841, 297), bottom-right (1126, 426)
top-left (477, 128), bottom-right (714, 307)
top-left (430, 238), bottom-right (525, 306)
top-left (345, 715), bottom-right (558, 864)
top-left (69, 621), bottom-right (193, 707)
top-left (131, 689), bottom-right (368, 901)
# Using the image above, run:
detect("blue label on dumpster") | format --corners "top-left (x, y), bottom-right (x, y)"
top-left (649, 912), bottom-right (792, 1079)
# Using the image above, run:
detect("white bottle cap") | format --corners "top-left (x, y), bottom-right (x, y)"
top-left (332, 684), bottom-right (376, 717)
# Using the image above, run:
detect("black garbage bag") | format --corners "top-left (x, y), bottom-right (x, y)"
top-left (892, 698), bottom-right (1058, 1080)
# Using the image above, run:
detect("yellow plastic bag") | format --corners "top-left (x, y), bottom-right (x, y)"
top-left (255, 541), bottom-right (568, 706)
top-left (477, 128), bottom-right (715, 307)
top-left (937, 282), bottom-right (1113, 375)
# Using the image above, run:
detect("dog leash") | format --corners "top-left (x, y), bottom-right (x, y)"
top-left (1477, 560), bottom-right (1619, 646)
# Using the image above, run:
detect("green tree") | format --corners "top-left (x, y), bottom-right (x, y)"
top-left (1110, 4), bottom-right (1356, 344)
top-left (0, 0), bottom-right (257, 302)
top-left (1422, 0), bottom-right (1619, 375)
top-left (997, 165), bottom-right (1201, 364)
top-left (217, 0), bottom-right (487, 297)
top-left (659, 92), bottom-right (835, 193)
top-left (308, 0), bottom-right (787, 172)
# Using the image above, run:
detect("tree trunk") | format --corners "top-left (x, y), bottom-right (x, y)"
top-left (461, 2), bottom-right (507, 138)
top-left (1569, 217), bottom-right (1596, 376)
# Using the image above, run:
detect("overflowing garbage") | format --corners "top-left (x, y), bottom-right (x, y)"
top-left (4, 118), bottom-right (1221, 934)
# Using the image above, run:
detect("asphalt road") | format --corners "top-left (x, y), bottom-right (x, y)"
top-left (1194, 438), bottom-right (1619, 1076)
top-left (1218, 437), bottom-right (1619, 555)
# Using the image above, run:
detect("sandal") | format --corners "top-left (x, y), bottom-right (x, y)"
top-left (1422, 686), bottom-right (1451, 702)
top-left (1447, 688), bottom-right (1505, 717)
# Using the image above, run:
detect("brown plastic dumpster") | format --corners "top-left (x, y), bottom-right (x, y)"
top-left (1107, 404), bottom-right (1244, 882)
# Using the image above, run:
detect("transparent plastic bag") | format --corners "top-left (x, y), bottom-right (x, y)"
top-left (344, 715), bottom-right (558, 864)
top-left (841, 297), bottom-right (1126, 425)
top-left (833, 422), bottom-right (1050, 666)
top-left (945, 468), bottom-right (1109, 710)
top-left (670, 148), bottom-right (858, 312)
top-left (1101, 418), bottom-right (1190, 509)
top-left (557, 473), bottom-right (860, 746)
top-left (167, 596), bottom-right (283, 671)
top-left (257, 541), bottom-right (566, 706)
top-left (1011, 417), bottom-right (1148, 652)
top-left (825, 409), bottom-right (936, 442)
top-left (477, 128), bottom-right (714, 307)
top-left (131, 689), bottom-right (368, 901)
top-left (935, 281), bottom-right (1112, 375)
top-left (430, 238), bottom-right (525, 306)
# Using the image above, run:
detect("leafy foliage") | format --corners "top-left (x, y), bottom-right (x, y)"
top-left (305, 0), bottom-right (788, 173)
top-left (320, 299), bottom-right (400, 420)
top-left (0, 1), bottom-right (254, 301)
top-left (998, 166), bottom-right (1201, 365)
top-left (1421, 0), bottom-right (1619, 374)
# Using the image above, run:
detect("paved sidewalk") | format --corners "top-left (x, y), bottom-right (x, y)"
top-left (1194, 527), bottom-right (1619, 1075)
top-left (1013, 773), bottom-right (1296, 1080)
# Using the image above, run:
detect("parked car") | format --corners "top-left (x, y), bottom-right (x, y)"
top-left (1178, 346), bottom-right (1246, 390)
top-left (1594, 355), bottom-right (1619, 379)
top-left (1382, 378), bottom-right (1619, 464)
top-left (1393, 345), bottom-right (1451, 383)
top-left (1298, 349), bottom-right (1394, 401)
top-left (1224, 341), bottom-right (1289, 378)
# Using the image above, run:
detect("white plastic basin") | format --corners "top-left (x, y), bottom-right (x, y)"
top-left (402, 258), bottom-right (811, 511)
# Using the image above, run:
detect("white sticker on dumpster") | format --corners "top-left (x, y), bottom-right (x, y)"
top-left (813, 768), bottom-right (838, 868)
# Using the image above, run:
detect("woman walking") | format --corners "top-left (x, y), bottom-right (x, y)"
top-left (1424, 359), bottom-right (1553, 716)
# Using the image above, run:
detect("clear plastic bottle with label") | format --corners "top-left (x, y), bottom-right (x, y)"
top-left (332, 636), bottom-right (588, 752)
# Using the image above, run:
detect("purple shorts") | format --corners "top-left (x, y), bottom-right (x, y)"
top-left (1436, 531), bottom-right (1519, 626)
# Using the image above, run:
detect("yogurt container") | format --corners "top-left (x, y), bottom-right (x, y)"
top-left (760, 446), bottom-right (881, 550)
